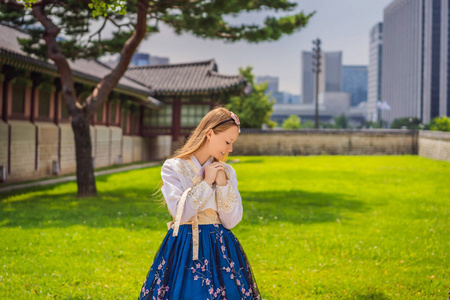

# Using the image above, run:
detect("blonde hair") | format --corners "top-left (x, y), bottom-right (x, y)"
top-left (153, 105), bottom-right (240, 206)
top-left (171, 106), bottom-right (239, 162)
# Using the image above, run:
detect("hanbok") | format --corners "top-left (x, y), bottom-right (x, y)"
top-left (138, 155), bottom-right (261, 300)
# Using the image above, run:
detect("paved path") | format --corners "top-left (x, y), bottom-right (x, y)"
top-left (0, 161), bottom-right (161, 194)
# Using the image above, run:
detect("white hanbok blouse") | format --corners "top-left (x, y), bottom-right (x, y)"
top-left (161, 155), bottom-right (243, 230)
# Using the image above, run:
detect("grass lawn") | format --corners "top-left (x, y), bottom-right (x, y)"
top-left (0, 155), bottom-right (449, 299)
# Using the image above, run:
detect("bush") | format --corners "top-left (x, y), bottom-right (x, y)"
top-left (430, 116), bottom-right (450, 132)
top-left (282, 115), bottom-right (300, 129)
top-left (391, 117), bottom-right (421, 129)
top-left (361, 121), bottom-right (381, 129)
top-left (266, 120), bottom-right (278, 129)
top-left (333, 113), bottom-right (349, 129)
top-left (299, 121), bottom-right (315, 129)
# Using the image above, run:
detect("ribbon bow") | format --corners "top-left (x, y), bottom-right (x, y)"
top-left (167, 159), bottom-right (204, 261)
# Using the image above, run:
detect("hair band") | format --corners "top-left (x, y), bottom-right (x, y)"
top-left (212, 111), bottom-right (241, 129)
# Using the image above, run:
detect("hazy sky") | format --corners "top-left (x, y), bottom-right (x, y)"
top-left (135, 0), bottom-right (393, 95)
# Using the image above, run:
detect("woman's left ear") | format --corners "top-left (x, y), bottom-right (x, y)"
top-left (206, 129), bottom-right (213, 140)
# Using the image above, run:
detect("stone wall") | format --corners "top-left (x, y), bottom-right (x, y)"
top-left (92, 125), bottom-right (111, 168)
top-left (36, 122), bottom-right (59, 176)
top-left (232, 129), bottom-right (418, 156)
top-left (149, 135), bottom-right (172, 161)
top-left (0, 121), bottom-right (170, 183)
top-left (110, 127), bottom-right (122, 165)
top-left (122, 136), bottom-right (146, 164)
top-left (418, 130), bottom-right (450, 162)
top-left (9, 120), bottom-right (35, 177)
top-left (0, 121), bottom-right (8, 172)
top-left (60, 123), bottom-right (76, 174)
top-left (2, 125), bottom-right (448, 184)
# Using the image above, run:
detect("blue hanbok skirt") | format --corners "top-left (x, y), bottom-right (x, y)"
top-left (138, 224), bottom-right (261, 300)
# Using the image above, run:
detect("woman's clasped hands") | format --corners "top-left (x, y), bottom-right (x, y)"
top-left (204, 162), bottom-right (227, 187)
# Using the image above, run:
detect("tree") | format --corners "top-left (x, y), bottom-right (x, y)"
top-left (226, 66), bottom-right (275, 128)
top-left (1, 0), bottom-right (314, 197)
top-left (299, 120), bottom-right (314, 129)
top-left (282, 115), bottom-right (300, 129)
top-left (333, 113), bottom-right (349, 129)
top-left (362, 120), bottom-right (381, 129)
top-left (391, 117), bottom-right (421, 129)
top-left (430, 116), bottom-right (450, 132)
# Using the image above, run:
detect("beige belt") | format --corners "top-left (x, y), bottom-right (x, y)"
top-left (167, 208), bottom-right (221, 261)
top-left (167, 159), bottom-right (220, 261)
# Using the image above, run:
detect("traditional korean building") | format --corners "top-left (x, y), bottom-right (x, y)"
top-left (0, 23), bottom-right (245, 183)
top-left (125, 60), bottom-right (245, 148)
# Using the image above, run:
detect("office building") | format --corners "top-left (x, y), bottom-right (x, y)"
top-left (342, 65), bottom-right (368, 107)
top-left (301, 51), bottom-right (343, 104)
top-left (367, 22), bottom-right (383, 123)
top-left (382, 0), bottom-right (450, 124)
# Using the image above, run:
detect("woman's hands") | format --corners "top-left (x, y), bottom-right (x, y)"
top-left (204, 162), bottom-right (227, 187)
top-left (204, 162), bottom-right (224, 186)
top-left (215, 169), bottom-right (227, 186)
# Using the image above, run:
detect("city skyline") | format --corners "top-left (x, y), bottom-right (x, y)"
top-left (135, 0), bottom-right (393, 94)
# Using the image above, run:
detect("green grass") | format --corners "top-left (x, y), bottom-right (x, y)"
top-left (0, 155), bottom-right (449, 299)
top-left (0, 160), bottom-right (158, 188)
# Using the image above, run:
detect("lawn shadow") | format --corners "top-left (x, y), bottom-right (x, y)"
top-left (1, 165), bottom-right (372, 229)
top-left (0, 180), bottom-right (169, 230)
top-left (241, 189), bottom-right (369, 225)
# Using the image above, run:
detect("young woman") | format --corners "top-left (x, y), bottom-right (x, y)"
top-left (138, 107), bottom-right (261, 300)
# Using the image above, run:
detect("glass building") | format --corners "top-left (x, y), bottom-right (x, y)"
top-left (342, 65), bottom-right (368, 107)
top-left (367, 22), bottom-right (383, 123)
top-left (382, 0), bottom-right (450, 125)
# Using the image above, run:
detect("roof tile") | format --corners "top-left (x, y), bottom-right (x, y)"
top-left (125, 59), bottom-right (245, 95)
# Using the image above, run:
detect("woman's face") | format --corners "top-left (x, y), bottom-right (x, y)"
top-left (207, 125), bottom-right (239, 161)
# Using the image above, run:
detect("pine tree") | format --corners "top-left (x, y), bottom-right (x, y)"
top-left (1, 0), bottom-right (314, 196)
top-left (226, 66), bottom-right (274, 129)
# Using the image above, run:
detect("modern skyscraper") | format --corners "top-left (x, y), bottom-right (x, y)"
top-left (320, 51), bottom-right (343, 94)
top-left (301, 51), bottom-right (343, 104)
top-left (382, 0), bottom-right (450, 125)
top-left (367, 22), bottom-right (383, 123)
top-left (256, 76), bottom-right (279, 94)
top-left (300, 51), bottom-right (314, 104)
top-left (439, 0), bottom-right (449, 118)
top-left (130, 53), bottom-right (150, 66)
top-left (342, 65), bottom-right (368, 107)
top-left (149, 55), bottom-right (170, 65)
top-left (129, 53), bottom-right (170, 66)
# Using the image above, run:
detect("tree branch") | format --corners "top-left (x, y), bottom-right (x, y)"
top-left (107, 16), bottom-right (133, 31)
top-left (31, 4), bottom-right (79, 114)
top-left (86, 17), bottom-right (107, 45)
top-left (85, 0), bottom-right (149, 117)
top-left (149, 0), bottom-right (199, 10)
top-left (0, 0), bottom-right (51, 8)
top-left (215, 32), bottom-right (238, 39)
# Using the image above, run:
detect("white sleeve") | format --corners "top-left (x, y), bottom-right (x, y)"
top-left (161, 160), bottom-right (214, 223)
top-left (215, 164), bottom-right (243, 229)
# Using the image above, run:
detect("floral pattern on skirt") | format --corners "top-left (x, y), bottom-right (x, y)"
top-left (138, 224), bottom-right (261, 300)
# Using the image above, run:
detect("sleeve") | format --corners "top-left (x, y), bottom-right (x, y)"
top-left (215, 164), bottom-right (243, 229)
top-left (161, 160), bottom-right (214, 223)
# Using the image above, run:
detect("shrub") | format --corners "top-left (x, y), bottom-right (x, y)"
top-left (282, 115), bottom-right (300, 129)
top-left (430, 116), bottom-right (450, 132)
top-left (391, 117), bottom-right (421, 129)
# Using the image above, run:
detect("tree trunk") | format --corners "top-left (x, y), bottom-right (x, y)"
top-left (72, 112), bottom-right (97, 197)
top-left (29, 0), bottom-right (148, 197)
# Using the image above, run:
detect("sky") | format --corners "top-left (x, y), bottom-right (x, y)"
top-left (119, 0), bottom-right (394, 95)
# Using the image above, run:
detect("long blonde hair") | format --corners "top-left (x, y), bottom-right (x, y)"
top-left (153, 106), bottom-right (239, 206)
top-left (171, 106), bottom-right (238, 162)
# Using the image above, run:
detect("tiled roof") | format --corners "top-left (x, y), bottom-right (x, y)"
top-left (0, 23), bottom-right (159, 105)
top-left (125, 59), bottom-right (246, 96)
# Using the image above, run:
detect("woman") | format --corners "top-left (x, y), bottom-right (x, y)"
top-left (138, 107), bottom-right (261, 300)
